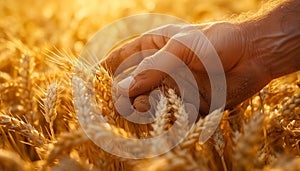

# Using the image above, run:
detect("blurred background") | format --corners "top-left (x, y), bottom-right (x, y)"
top-left (0, 0), bottom-right (263, 55)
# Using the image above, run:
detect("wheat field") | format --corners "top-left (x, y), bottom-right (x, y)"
top-left (0, 0), bottom-right (300, 170)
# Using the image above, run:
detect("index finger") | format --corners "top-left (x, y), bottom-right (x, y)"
top-left (101, 34), bottom-right (168, 76)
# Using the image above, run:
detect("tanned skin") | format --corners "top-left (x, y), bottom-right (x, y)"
top-left (102, 0), bottom-right (300, 115)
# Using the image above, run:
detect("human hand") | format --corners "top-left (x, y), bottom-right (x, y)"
top-left (102, 21), bottom-right (272, 115)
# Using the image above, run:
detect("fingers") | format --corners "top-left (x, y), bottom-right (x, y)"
top-left (101, 24), bottom-right (189, 76)
top-left (131, 90), bottom-right (204, 124)
top-left (131, 71), bottom-right (210, 115)
top-left (101, 34), bottom-right (167, 76)
top-left (133, 95), bottom-right (151, 112)
top-left (109, 23), bottom-right (217, 117)
top-left (132, 76), bottom-right (177, 112)
top-left (114, 71), bottom-right (210, 122)
top-left (114, 95), bottom-right (133, 117)
top-left (117, 38), bottom-right (187, 97)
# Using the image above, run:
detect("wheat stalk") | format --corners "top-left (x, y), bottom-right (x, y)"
top-left (18, 53), bottom-right (38, 123)
top-left (0, 114), bottom-right (46, 146)
top-left (93, 65), bottom-right (152, 137)
top-left (1, 1), bottom-right (300, 170)
top-left (41, 83), bottom-right (59, 139)
top-left (167, 89), bottom-right (189, 134)
top-left (93, 66), bottom-right (116, 125)
top-left (197, 108), bottom-right (224, 144)
top-left (281, 91), bottom-right (300, 115)
top-left (144, 89), bottom-right (208, 171)
top-left (46, 129), bottom-right (89, 165)
top-left (150, 94), bottom-right (170, 137)
top-left (46, 49), bottom-right (78, 73)
top-left (213, 128), bottom-right (227, 171)
top-left (73, 75), bottom-right (147, 160)
top-left (233, 111), bottom-right (265, 171)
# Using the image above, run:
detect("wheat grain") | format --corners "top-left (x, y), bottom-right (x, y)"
top-left (213, 128), bottom-right (227, 171)
top-left (150, 94), bottom-right (170, 137)
top-left (46, 129), bottom-right (89, 165)
top-left (1, 1), bottom-right (300, 171)
top-left (41, 83), bottom-right (59, 139)
top-left (18, 54), bottom-right (38, 123)
top-left (0, 114), bottom-right (46, 146)
top-left (199, 108), bottom-right (223, 144)
top-left (93, 66), bottom-right (116, 125)
top-left (233, 111), bottom-right (265, 170)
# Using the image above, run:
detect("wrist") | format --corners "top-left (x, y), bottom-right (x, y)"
top-left (239, 4), bottom-right (300, 80)
top-left (238, 21), bottom-right (273, 82)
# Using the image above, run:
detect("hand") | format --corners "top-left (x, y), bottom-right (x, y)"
top-left (102, 22), bottom-right (272, 115)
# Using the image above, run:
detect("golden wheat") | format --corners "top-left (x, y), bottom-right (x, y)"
top-left (0, 0), bottom-right (299, 170)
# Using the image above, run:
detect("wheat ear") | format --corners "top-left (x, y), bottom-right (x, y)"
top-left (0, 114), bottom-right (46, 146)
top-left (233, 111), bottom-right (265, 171)
top-left (18, 54), bottom-right (37, 123)
top-left (281, 91), bottom-right (300, 115)
top-left (73, 75), bottom-right (146, 159)
top-left (93, 66), bottom-right (116, 124)
top-left (213, 128), bottom-right (227, 171)
top-left (145, 89), bottom-right (201, 171)
top-left (167, 89), bottom-right (189, 136)
top-left (150, 94), bottom-right (170, 137)
top-left (46, 129), bottom-right (89, 164)
top-left (41, 83), bottom-right (59, 139)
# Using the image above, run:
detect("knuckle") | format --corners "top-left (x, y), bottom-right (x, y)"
top-left (133, 57), bottom-right (156, 75)
top-left (142, 56), bottom-right (157, 67)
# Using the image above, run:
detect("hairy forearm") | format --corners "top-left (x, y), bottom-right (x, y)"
top-left (241, 0), bottom-right (300, 79)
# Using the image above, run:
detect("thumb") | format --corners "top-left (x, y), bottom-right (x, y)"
top-left (117, 40), bottom-right (185, 97)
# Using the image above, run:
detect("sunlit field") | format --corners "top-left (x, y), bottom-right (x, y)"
top-left (0, 0), bottom-right (299, 170)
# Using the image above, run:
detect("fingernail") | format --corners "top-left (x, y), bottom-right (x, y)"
top-left (118, 76), bottom-right (135, 92)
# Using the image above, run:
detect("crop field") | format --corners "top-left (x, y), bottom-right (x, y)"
top-left (0, 0), bottom-right (299, 170)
